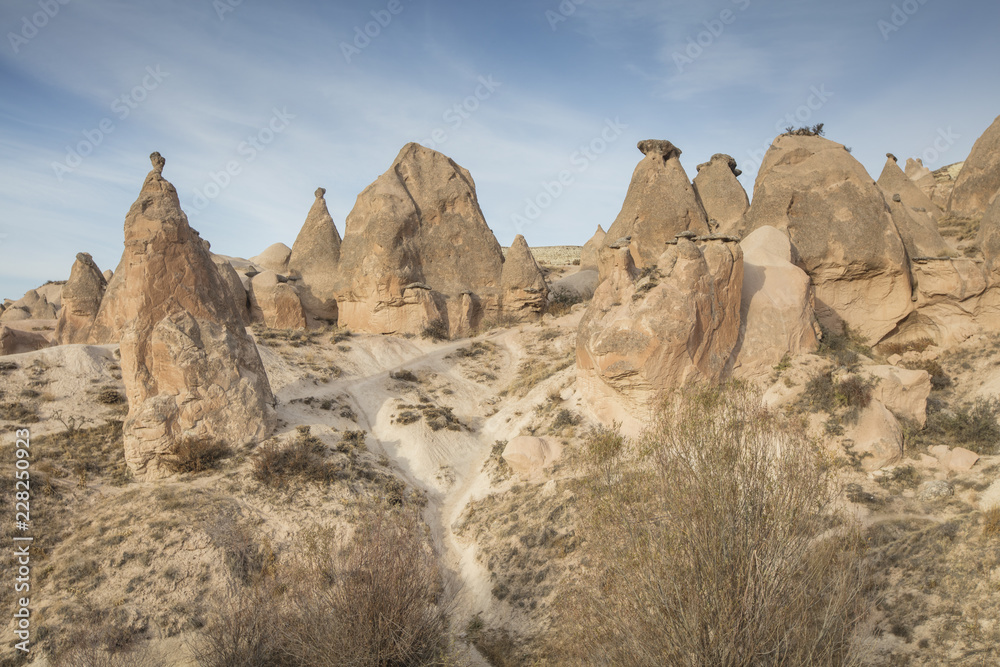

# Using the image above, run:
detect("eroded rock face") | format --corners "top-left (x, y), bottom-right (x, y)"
top-left (101, 153), bottom-right (275, 479)
top-left (731, 226), bottom-right (818, 376)
top-left (979, 193), bottom-right (1000, 282)
top-left (334, 143), bottom-right (504, 336)
top-left (210, 255), bottom-right (250, 325)
top-left (577, 238), bottom-right (743, 431)
top-left (905, 157), bottom-right (937, 202)
top-left (877, 156), bottom-right (952, 258)
top-left (501, 235), bottom-right (548, 321)
top-left (599, 140), bottom-right (709, 280)
top-left (55, 253), bottom-right (107, 344)
top-left (693, 153), bottom-right (749, 236)
top-left (0, 325), bottom-right (51, 356)
top-left (743, 134), bottom-right (912, 343)
top-left (579, 225), bottom-right (606, 270)
top-left (249, 271), bottom-right (307, 330)
top-left (2, 289), bottom-right (59, 321)
top-left (948, 115), bottom-right (1000, 220)
top-left (288, 188), bottom-right (341, 321)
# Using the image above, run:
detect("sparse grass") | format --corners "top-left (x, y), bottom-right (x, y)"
top-left (97, 387), bottom-right (126, 405)
top-left (817, 324), bottom-right (872, 369)
top-left (879, 338), bottom-right (933, 357)
top-left (801, 369), bottom-right (875, 425)
top-left (250, 430), bottom-right (342, 486)
top-left (0, 400), bottom-right (40, 424)
top-left (503, 353), bottom-right (574, 398)
top-left (389, 369), bottom-right (419, 383)
top-left (982, 507), bottom-right (1000, 538)
top-left (938, 215), bottom-right (980, 241)
top-left (901, 358), bottom-right (951, 390)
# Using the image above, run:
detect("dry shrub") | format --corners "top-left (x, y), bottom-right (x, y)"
top-left (193, 505), bottom-right (448, 667)
top-left (551, 382), bottom-right (871, 666)
top-left (983, 507), bottom-right (1000, 538)
top-left (165, 437), bottom-right (232, 474)
top-left (547, 289), bottom-right (582, 316)
top-left (251, 431), bottom-right (341, 486)
top-left (421, 318), bottom-right (449, 341)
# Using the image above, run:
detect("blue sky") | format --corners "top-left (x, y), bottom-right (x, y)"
top-left (1, 0), bottom-right (998, 300)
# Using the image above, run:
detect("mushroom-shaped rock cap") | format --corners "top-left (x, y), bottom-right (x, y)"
top-left (697, 153), bottom-right (742, 177)
top-left (315, 187), bottom-right (326, 198)
top-left (887, 153), bottom-right (897, 162)
top-left (150, 151), bottom-right (165, 173)
top-left (637, 139), bottom-right (682, 160)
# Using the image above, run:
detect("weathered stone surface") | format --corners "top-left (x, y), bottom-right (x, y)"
top-left (578, 238), bottom-right (742, 430)
top-left (334, 143), bottom-right (504, 336)
top-left (877, 156), bottom-right (952, 258)
top-left (102, 269), bottom-right (114, 282)
top-left (96, 153), bottom-right (275, 479)
top-left (501, 235), bottom-right (548, 321)
top-left (3, 289), bottom-right (59, 321)
top-left (977, 193), bottom-right (1000, 283)
top-left (693, 153), bottom-right (749, 236)
top-left (929, 445), bottom-right (980, 471)
top-left (579, 225), bottom-right (605, 270)
top-left (0, 325), bottom-right (51, 356)
top-left (743, 134), bottom-right (912, 342)
top-left (599, 140), bottom-right (709, 281)
top-left (905, 157), bottom-right (937, 202)
top-left (288, 187), bottom-right (341, 321)
top-left (917, 480), bottom-right (954, 501)
top-left (868, 364), bottom-right (931, 426)
top-left (502, 436), bottom-right (562, 477)
top-left (250, 243), bottom-right (292, 274)
top-left (847, 399), bottom-right (903, 471)
top-left (210, 255), bottom-right (250, 325)
top-left (948, 115), bottom-right (1000, 220)
top-left (549, 269), bottom-right (599, 303)
top-left (731, 226), bottom-right (818, 376)
top-left (55, 253), bottom-right (107, 344)
top-left (249, 271), bottom-right (307, 329)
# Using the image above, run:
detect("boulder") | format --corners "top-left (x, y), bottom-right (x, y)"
top-left (100, 153), bottom-right (275, 479)
top-left (692, 153), bottom-right (749, 236)
top-left (502, 436), bottom-right (562, 477)
top-left (55, 253), bottom-right (107, 344)
top-left (0, 307), bottom-right (29, 323)
top-left (549, 269), bottom-right (599, 303)
top-left (731, 226), bottom-right (818, 376)
top-left (249, 271), bottom-right (307, 329)
top-left (0, 325), bottom-right (51, 356)
top-left (579, 225), bottom-right (605, 270)
top-left (288, 187), bottom-right (341, 321)
top-left (877, 155), bottom-right (952, 258)
top-left (577, 237), bottom-right (742, 430)
top-left (103, 269), bottom-right (114, 282)
top-left (867, 364), bottom-right (931, 426)
top-left (250, 243), bottom-right (292, 274)
top-left (846, 399), bottom-right (903, 471)
top-left (334, 143), bottom-right (504, 336)
top-left (743, 134), bottom-right (912, 342)
top-left (501, 235), bottom-right (548, 321)
top-left (599, 140), bottom-right (709, 280)
top-left (928, 445), bottom-right (980, 471)
top-left (948, 115), bottom-right (1000, 220)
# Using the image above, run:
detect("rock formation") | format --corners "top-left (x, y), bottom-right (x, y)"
top-left (500, 235), bottom-right (548, 321)
top-left (599, 140), bottom-right (710, 280)
top-left (731, 226), bottom-right (818, 376)
top-left (210, 255), bottom-right (250, 325)
top-left (877, 155), bottom-right (952, 258)
top-left (905, 157), bottom-right (937, 202)
top-left (250, 243), bottom-right (292, 274)
top-left (577, 236), bottom-right (742, 431)
top-left (288, 188), bottom-right (341, 321)
top-left (1, 289), bottom-right (59, 322)
top-left (100, 153), bottom-right (275, 479)
top-left (249, 271), bottom-right (307, 329)
top-left (948, 115), bottom-right (1000, 220)
top-left (55, 253), bottom-right (107, 344)
top-left (0, 325), bottom-right (51, 356)
top-left (979, 192), bottom-right (1000, 281)
top-left (334, 143), bottom-right (504, 336)
top-left (692, 153), bottom-right (749, 236)
top-left (579, 225), bottom-right (605, 270)
top-left (743, 134), bottom-right (912, 343)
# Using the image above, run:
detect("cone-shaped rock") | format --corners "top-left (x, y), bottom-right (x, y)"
top-left (948, 115), bottom-right (1000, 220)
top-left (96, 153), bottom-right (275, 479)
top-left (579, 225), bottom-right (605, 270)
top-left (288, 187), bottom-right (341, 321)
top-left (55, 253), bottom-right (107, 344)
top-left (334, 143), bottom-right (504, 335)
top-left (877, 156), bottom-right (952, 258)
top-left (1, 289), bottom-right (57, 321)
top-left (905, 158), bottom-right (937, 203)
top-left (501, 235), bottom-right (548, 321)
top-left (743, 134), bottom-right (912, 342)
top-left (577, 238), bottom-right (743, 433)
top-left (599, 140), bottom-right (710, 280)
top-left (693, 153), bottom-right (749, 236)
